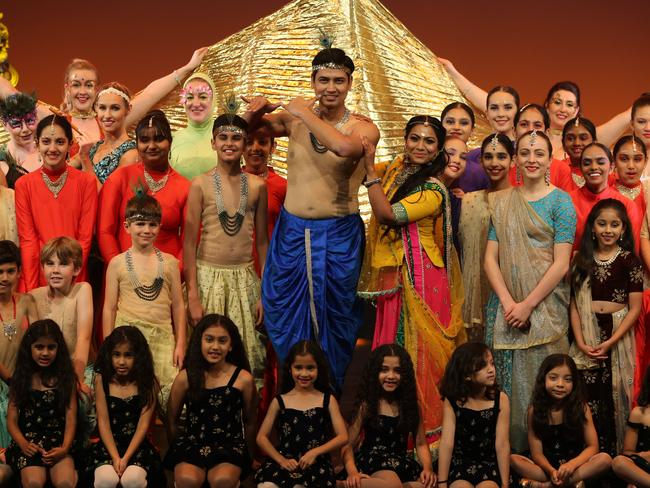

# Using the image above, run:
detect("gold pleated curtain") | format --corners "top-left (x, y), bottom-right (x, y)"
top-left (155, 0), bottom-right (491, 218)
top-left (1, 0), bottom-right (491, 219)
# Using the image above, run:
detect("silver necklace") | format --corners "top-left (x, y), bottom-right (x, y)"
top-left (0, 295), bottom-right (16, 341)
top-left (125, 248), bottom-right (164, 301)
top-left (212, 171), bottom-right (248, 236)
top-left (594, 246), bottom-right (622, 266)
top-left (41, 169), bottom-right (68, 198)
top-left (309, 108), bottom-right (351, 153)
top-left (388, 161), bottom-right (420, 196)
top-left (143, 168), bottom-right (169, 194)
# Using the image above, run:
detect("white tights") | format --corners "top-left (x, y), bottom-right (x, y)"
top-left (257, 483), bottom-right (305, 488)
top-left (94, 464), bottom-right (147, 488)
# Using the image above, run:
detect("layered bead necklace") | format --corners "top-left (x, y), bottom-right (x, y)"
top-left (125, 248), bottom-right (164, 301)
top-left (309, 107), bottom-right (350, 153)
top-left (212, 170), bottom-right (248, 236)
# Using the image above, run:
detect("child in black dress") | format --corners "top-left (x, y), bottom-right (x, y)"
top-left (341, 344), bottom-right (435, 488)
top-left (612, 364), bottom-right (650, 487)
top-left (438, 342), bottom-right (510, 488)
top-left (510, 354), bottom-right (611, 487)
top-left (90, 326), bottom-right (163, 488)
top-left (5, 319), bottom-right (78, 488)
top-left (256, 340), bottom-right (348, 488)
top-left (165, 314), bottom-right (257, 488)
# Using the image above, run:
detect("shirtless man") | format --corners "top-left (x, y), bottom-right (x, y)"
top-left (184, 113), bottom-right (268, 385)
top-left (245, 46), bottom-right (380, 390)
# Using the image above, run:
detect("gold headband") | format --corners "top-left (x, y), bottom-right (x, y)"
top-left (311, 62), bottom-right (351, 74)
top-left (125, 213), bottom-right (161, 223)
top-left (216, 125), bottom-right (245, 135)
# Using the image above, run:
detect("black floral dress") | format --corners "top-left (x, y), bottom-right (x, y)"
top-left (625, 420), bottom-right (650, 472)
top-left (163, 367), bottom-right (250, 477)
top-left (354, 415), bottom-right (421, 481)
top-left (5, 389), bottom-right (66, 471)
top-left (449, 391), bottom-right (501, 485)
top-left (540, 424), bottom-right (584, 468)
top-left (255, 393), bottom-right (336, 487)
top-left (87, 395), bottom-right (162, 478)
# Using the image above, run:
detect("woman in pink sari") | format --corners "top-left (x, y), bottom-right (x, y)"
top-left (359, 115), bottom-right (465, 450)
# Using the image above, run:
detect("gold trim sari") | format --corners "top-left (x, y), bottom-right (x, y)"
top-left (359, 155), bottom-right (465, 451)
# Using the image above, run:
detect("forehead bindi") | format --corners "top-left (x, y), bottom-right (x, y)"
top-left (489, 92), bottom-right (516, 106)
top-left (69, 69), bottom-right (97, 84)
top-left (552, 90), bottom-right (577, 104)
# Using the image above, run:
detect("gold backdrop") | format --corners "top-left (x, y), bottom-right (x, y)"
top-left (2, 0), bottom-right (491, 219)
top-left (156, 0), bottom-right (491, 218)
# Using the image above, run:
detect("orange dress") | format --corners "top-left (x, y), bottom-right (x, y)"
top-left (97, 163), bottom-right (190, 265)
top-left (15, 165), bottom-right (97, 290)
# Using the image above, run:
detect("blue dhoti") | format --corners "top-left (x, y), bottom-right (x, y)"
top-left (262, 208), bottom-right (364, 390)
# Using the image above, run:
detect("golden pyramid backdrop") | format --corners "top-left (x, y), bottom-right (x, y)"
top-left (1, 0), bottom-right (491, 207)
top-left (157, 0), bottom-right (491, 166)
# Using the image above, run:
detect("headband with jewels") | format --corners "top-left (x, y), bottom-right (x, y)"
top-left (311, 29), bottom-right (355, 75)
top-left (97, 86), bottom-right (131, 104)
top-left (213, 92), bottom-right (248, 135)
top-left (405, 115), bottom-right (442, 131)
top-left (125, 212), bottom-right (161, 223)
top-left (0, 91), bottom-right (37, 120)
top-left (125, 182), bottom-right (162, 223)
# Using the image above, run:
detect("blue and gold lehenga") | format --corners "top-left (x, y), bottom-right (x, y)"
top-left (485, 187), bottom-right (576, 452)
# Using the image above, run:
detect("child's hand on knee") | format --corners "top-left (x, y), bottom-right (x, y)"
top-left (279, 456), bottom-right (298, 472)
top-left (419, 468), bottom-right (436, 488)
top-left (556, 461), bottom-right (576, 483)
top-left (19, 441), bottom-right (40, 458)
top-left (42, 446), bottom-right (67, 465)
top-left (298, 449), bottom-right (318, 469)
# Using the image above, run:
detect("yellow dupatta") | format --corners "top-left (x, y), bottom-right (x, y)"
top-left (359, 155), bottom-right (465, 450)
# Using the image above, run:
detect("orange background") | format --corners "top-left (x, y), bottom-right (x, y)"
top-left (3, 0), bottom-right (649, 124)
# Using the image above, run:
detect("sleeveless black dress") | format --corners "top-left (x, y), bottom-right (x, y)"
top-left (5, 389), bottom-right (66, 471)
top-left (449, 391), bottom-right (501, 485)
top-left (255, 392), bottom-right (336, 487)
top-left (625, 419), bottom-right (650, 472)
top-left (164, 367), bottom-right (250, 477)
top-left (87, 394), bottom-right (163, 480)
top-left (540, 423), bottom-right (584, 468)
top-left (355, 414), bottom-right (422, 481)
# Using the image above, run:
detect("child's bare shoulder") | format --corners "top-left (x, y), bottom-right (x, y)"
top-left (161, 251), bottom-right (179, 265)
top-left (17, 291), bottom-right (36, 307)
top-left (71, 281), bottom-right (91, 297)
top-left (629, 406), bottom-right (645, 423)
top-left (107, 253), bottom-right (125, 269)
top-left (28, 286), bottom-right (46, 301)
top-left (234, 368), bottom-right (254, 387)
